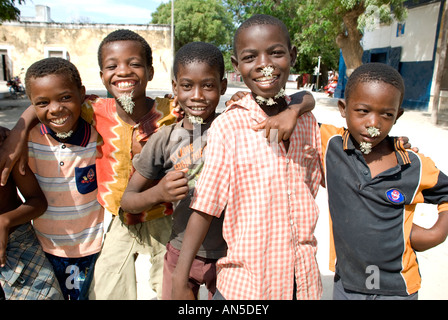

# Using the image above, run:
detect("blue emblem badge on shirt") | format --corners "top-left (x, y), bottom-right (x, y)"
top-left (75, 164), bottom-right (97, 195)
top-left (386, 188), bottom-right (405, 205)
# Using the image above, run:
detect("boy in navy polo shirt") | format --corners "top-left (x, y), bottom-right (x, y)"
top-left (320, 63), bottom-right (448, 299)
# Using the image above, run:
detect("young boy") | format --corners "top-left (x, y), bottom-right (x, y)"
top-left (320, 63), bottom-right (448, 299)
top-left (83, 29), bottom-right (179, 300)
top-left (172, 14), bottom-right (323, 300)
top-left (121, 41), bottom-right (228, 300)
top-left (24, 58), bottom-right (104, 300)
top-left (0, 127), bottom-right (63, 300)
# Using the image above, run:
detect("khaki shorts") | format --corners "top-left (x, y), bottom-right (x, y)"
top-left (87, 212), bottom-right (172, 300)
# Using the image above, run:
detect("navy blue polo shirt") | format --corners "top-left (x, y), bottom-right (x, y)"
top-left (321, 124), bottom-right (448, 296)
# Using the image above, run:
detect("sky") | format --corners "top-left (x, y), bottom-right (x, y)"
top-left (17, 0), bottom-right (170, 24)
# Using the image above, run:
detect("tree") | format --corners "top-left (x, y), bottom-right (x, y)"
top-left (226, 0), bottom-right (407, 75)
top-left (225, 0), bottom-right (339, 74)
top-left (0, 0), bottom-right (25, 23)
top-left (298, 0), bottom-right (407, 76)
top-left (151, 0), bottom-right (234, 54)
top-left (431, 2), bottom-right (448, 125)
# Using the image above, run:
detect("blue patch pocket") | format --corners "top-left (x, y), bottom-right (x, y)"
top-left (75, 164), bottom-right (97, 194)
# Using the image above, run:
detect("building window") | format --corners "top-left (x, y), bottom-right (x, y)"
top-left (0, 48), bottom-right (12, 82)
top-left (44, 47), bottom-right (70, 60)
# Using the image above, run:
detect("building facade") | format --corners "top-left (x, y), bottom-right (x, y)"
top-left (0, 6), bottom-right (173, 91)
top-left (336, 0), bottom-right (447, 112)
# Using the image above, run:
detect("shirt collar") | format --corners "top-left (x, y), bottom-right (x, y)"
top-left (342, 129), bottom-right (411, 165)
top-left (40, 118), bottom-right (91, 147)
top-left (225, 93), bottom-right (292, 125)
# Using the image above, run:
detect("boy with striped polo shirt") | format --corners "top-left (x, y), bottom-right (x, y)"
top-left (0, 30), bottom-right (179, 300)
top-left (24, 58), bottom-right (103, 300)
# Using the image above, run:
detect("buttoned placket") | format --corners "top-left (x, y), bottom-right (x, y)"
top-left (352, 148), bottom-right (403, 191)
top-left (57, 142), bottom-right (65, 174)
top-left (281, 140), bottom-right (300, 299)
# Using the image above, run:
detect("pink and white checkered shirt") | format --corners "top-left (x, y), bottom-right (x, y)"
top-left (190, 94), bottom-right (323, 300)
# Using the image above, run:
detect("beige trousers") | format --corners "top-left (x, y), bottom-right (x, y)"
top-left (88, 213), bottom-right (172, 300)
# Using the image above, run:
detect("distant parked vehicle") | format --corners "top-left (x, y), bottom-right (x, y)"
top-left (6, 75), bottom-right (25, 99)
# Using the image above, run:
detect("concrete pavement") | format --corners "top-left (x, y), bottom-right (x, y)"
top-left (0, 83), bottom-right (447, 300)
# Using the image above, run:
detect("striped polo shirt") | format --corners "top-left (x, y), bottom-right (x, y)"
top-left (321, 124), bottom-right (448, 296)
top-left (28, 119), bottom-right (104, 258)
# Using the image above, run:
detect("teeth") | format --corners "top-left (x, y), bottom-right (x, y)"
top-left (117, 82), bottom-right (135, 89)
top-left (191, 107), bottom-right (206, 111)
top-left (255, 76), bottom-right (278, 84)
top-left (256, 76), bottom-right (274, 82)
top-left (51, 117), bottom-right (68, 125)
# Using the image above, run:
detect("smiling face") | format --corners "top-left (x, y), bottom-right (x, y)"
top-left (99, 40), bottom-right (154, 109)
top-left (231, 24), bottom-right (296, 99)
top-left (29, 73), bottom-right (85, 136)
top-left (338, 81), bottom-right (403, 151)
top-left (173, 61), bottom-right (227, 130)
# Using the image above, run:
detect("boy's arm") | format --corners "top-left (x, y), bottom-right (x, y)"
top-left (171, 210), bottom-right (214, 299)
top-left (0, 164), bottom-right (47, 267)
top-left (0, 106), bottom-right (39, 186)
top-left (226, 91), bottom-right (315, 143)
top-left (120, 169), bottom-right (189, 214)
top-left (411, 211), bottom-right (448, 252)
top-left (253, 91), bottom-right (315, 142)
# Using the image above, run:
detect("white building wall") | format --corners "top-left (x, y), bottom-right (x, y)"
top-left (362, 2), bottom-right (441, 62)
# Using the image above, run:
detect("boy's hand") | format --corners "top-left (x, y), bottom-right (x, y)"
top-left (225, 91), bottom-right (250, 107)
top-left (157, 169), bottom-right (189, 203)
top-left (252, 91), bottom-right (315, 143)
top-left (397, 136), bottom-right (419, 153)
top-left (0, 133), bottom-right (29, 186)
top-left (168, 95), bottom-right (184, 121)
top-left (226, 91), bottom-right (299, 142)
top-left (252, 107), bottom-right (298, 143)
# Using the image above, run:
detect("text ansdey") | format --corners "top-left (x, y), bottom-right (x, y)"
top-left (178, 304), bottom-right (270, 317)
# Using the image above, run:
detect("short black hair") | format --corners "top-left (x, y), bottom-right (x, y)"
top-left (345, 63), bottom-right (405, 104)
top-left (25, 57), bottom-right (82, 97)
top-left (173, 42), bottom-right (225, 80)
top-left (97, 29), bottom-right (153, 69)
top-left (233, 14), bottom-right (291, 56)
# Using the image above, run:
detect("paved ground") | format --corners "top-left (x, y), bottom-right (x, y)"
top-left (1, 82), bottom-right (447, 300)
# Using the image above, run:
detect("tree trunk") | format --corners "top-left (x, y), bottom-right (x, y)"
top-left (432, 2), bottom-right (448, 125)
top-left (336, 3), bottom-right (365, 76)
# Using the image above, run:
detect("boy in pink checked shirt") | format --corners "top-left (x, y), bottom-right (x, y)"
top-left (172, 14), bottom-right (323, 300)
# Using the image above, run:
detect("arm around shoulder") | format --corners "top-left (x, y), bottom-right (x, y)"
top-left (0, 106), bottom-right (39, 185)
top-left (288, 90), bottom-right (315, 117)
top-left (0, 164), bottom-right (47, 267)
top-left (252, 91), bottom-right (316, 142)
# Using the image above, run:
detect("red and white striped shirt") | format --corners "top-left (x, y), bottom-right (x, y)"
top-left (190, 94), bottom-right (323, 299)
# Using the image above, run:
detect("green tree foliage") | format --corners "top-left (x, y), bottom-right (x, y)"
top-left (297, 0), bottom-right (407, 75)
top-left (0, 0), bottom-right (24, 23)
top-left (153, 0), bottom-right (408, 75)
top-left (151, 0), bottom-right (234, 53)
top-left (225, 0), bottom-right (322, 73)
